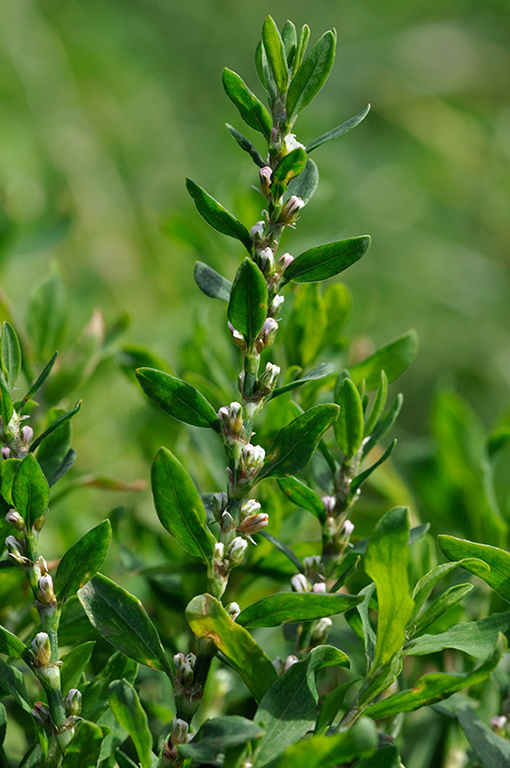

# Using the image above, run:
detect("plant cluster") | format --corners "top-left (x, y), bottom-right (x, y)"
top-left (1, 16), bottom-right (510, 768)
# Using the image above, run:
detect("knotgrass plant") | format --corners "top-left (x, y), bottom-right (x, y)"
top-left (1, 16), bottom-right (510, 768)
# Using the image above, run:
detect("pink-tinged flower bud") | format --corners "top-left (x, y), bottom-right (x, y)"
top-left (32, 701), bottom-right (50, 725)
top-left (280, 195), bottom-right (305, 226)
top-left (5, 509), bottom-right (25, 530)
top-left (341, 519), bottom-right (355, 539)
top-left (170, 717), bottom-right (191, 747)
top-left (227, 321), bottom-right (246, 350)
top-left (278, 252), bottom-right (294, 271)
top-left (258, 362), bottom-right (280, 396)
top-left (37, 574), bottom-right (56, 606)
top-left (258, 247), bottom-right (274, 274)
top-left (310, 617), bottom-right (333, 645)
top-left (64, 688), bottom-right (82, 716)
top-left (250, 220), bottom-right (266, 242)
top-left (259, 166), bottom-right (272, 193)
top-left (21, 426), bottom-right (34, 444)
top-left (491, 715), bottom-right (507, 732)
top-left (291, 573), bottom-right (311, 593)
top-left (1, 446), bottom-right (11, 460)
top-left (174, 653), bottom-right (196, 686)
top-left (32, 632), bottom-right (51, 667)
top-left (255, 318), bottom-right (278, 352)
top-left (218, 402), bottom-right (243, 442)
top-left (269, 294), bottom-right (284, 316)
top-left (283, 655), bottom-right (299, 673)
top-left (242, 499), bottom-right (262, 517)
top-left (226, 602), bottom-right (241, 620)
top-left (226, 536), bottom-right (248, 568)
top-left (312, 582), bottom-right (327, 594)
top-left (240, 443), bottom-right (265, 479)
top-left (303, 555), bottom-right (321, 572)
top-left (5, 535), bottom-right (26, 564)
top-left (322, 496), bottom-right (336, 515)
top-left (239, 512), bottom-right (269, 535)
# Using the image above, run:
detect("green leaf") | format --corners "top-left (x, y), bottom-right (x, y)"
top-left (60, 641), bottom-right (95, 693)
top-left (334, 377), bottom-right (364, 460)
top-left (78, 573), bottom-right (173, 678)
top-left (194, 261), bottom-right (232, 302)
top-left (284, 159), bottom-right (319, 205)
top-left (362, 394), bottom-right (403, 457)
top-left (262, 16), bottom-right (289, 95)
top-left (259, 404), bottom-right (339, 479)
top-left (272, 148), bottom-right (308, 187)
top-left (0, 377), bottom-right (13, 428)
top-left (287, 30), bottom-right (336, 121)
top-left (255, 40), bottom-right (277, 103)
top-left (254, 646), bottom-right (350, 767)
top-left (109, 680), bottom-right (154, 768)
top-left (226, 124), bottom-right (265, 167)
top-left (222, 68), bottom-right (272, 137)
top-left (350, 439), bottom-right (397, 495)
top-left (284, 283), bottom-right (326, 368)
top-left (411, 583), bottom-right (473, 636)
top-left (36, 407), bottom-right (72, 481)
top-left (54, 520), bottom-right (112, 604)
top-left (186, 178), bottom-right (252, 252)
top-left (364, 370), bottom-right (388, 437)
top-left (186, 593), bottom-right (278, 702)
top-left (364, 507), bottom-right (414, 671)
top-left (151, 447), bottom-right (216, 563)
top-left (62, 720), bottom-right (104, 768)
top-left (179, 716), bottom-right (264, 763)
top-left (349, 330), bottom-right (418, 391)
top-left (293, 25), bottom-right (310, 72)
top-left (12, 454), bottom-right (49, 526)
top-left (136, 368), bottom-right (220, 430)
top-left (17, 352), bottom-right (58, 408)
top-left (283, 236), bottom-right (370, 284)
top-left (411, 557), bottom-right (489, 619)
top-left (0, 624), bottom-right (27, 659)
top-left (0, 701), bottom-right (6, 746)
top-left (81, 652), bottom-right (138, 722)
top-left (282, 21), bottom-right (297, 65)
top-left (259, 530), bottom-right (305, 574)
top-left (29, 400), bottom-right (82, 453)
top-left (306, 104), bottom-right (371, 153)
top-left (228, 259), bottom-right (268, 349)
top-left (238, 592), bottom-right (361, 628)
top-left (438, 535), bottom-right (510, 602)
top-left (355, 745), bottom-right (401, 768)
top-left (271, 362), bottom-right (334, 399)
top-left (26, 264), bottom-right (68, 363)
top-left (117, 344), bottom-right (171, 384)
top-left (0, 656), bottom-right (32, 713)
top-left (0, 458), bottom-right (21, 506)
top-left (315, 680), bottom-right (358, 735)
top-left (404, 611), bottom-right (510, 658)
top-left (457, 706), bottom-right (510, 768)
top-left (276, 476), bottom-right (325, 522)
top-left (1, 322), bottom-right (21, 391)
top-left (272, 719), bottom-right (377, 768)
top-left (48, 448), bottom-right (76, 487)
top-left (365, 635), bottom-right (506, 718)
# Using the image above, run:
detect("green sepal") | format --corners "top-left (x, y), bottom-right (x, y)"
top-left (272, 147), bottom-right (307, 188)
top-left (259, 404), bottom-right (339, 479)
top-left (186, 593), bottom-right (278, 702)
top-left (186, 178), bottom-right (252, 252)
top-left (254, 645), bottom-right (350, 767)
top-left (365, 634), bottom-right (506, 719)
top-left (12, 454), bottom-right (49, 526)
top-left (54, 520), bottom-right (112, 604)
top-left (286, 30), bottom-right (336, 122)
top-left (262, 16), bottom-right (289, 96)
top-left (222, 68), bottom-right (272, 137)
top-left (108, 680), bottom-right (154, 768)
top-left (237, 592), bottom-right (362, 628)
top-left (364, 507), bottom-right (414, 671)
top-left (334, 377), bottom-right (364, 460)
top-left (276, 476), bottom-right (325, 522)
top-left (78, 573), bottom-right (173, 679)
top-left (438, 535), bottom-right (510, 602)
top-left (136, 368), bottom-right (220, 430)
top-left (283, 236), bottom-right (370, 284)
top-left (30, 400), bottom-right (82, 453)
top-left (1, 322), bottom-right (21, 391)
top-left (228, 259), bottom-right (268, 349)
top-left (349, 330), bottom-right (418, 391)
top-left (179, 717), bottom-right (264, 763)
top-left (306, 104), bottom-right (371, 153)
top-left (226, 123), bottom-right (266, 167)
top-left (151, 446), bottom-right (216, 563)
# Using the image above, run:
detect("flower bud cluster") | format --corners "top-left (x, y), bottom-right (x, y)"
top-left (239, 443), bottom-right (265, 483)
top-left (162, 717), bottom-right (194, 763)
top-left (228, 322), bottom-right (246, 351)
top-left (322, 495), bottom-right (355, 551)
top-left (174, 652), bottom-right (196, 695)
top-left (238, 499), bottom-right (268, 536)
top-left (279, 195), bottom-right (304, 226)
top-left (310, 617), bottom-right (333, 646)
top-left (290, 573), bottom-right (327, 595)
top-left (32, 700), bottom-right (51, 726)
top-left (256, 362), bottom-right (280, 398)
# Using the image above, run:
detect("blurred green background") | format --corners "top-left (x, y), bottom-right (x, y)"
top-left (0, 0), bottom-right (509, 546)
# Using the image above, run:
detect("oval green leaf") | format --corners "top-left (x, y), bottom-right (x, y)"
top-left (151, 446), bottom-right (216, 563)
top-left (54, 520), bottom-right (112, 604)
top-left (259, 404), bottom-right (339, 480)
top-left (222, 68), bottom-right (272, 137)
top-left (349, 330), bottom-right (418, 391)
top-left (238, 592), bottom-right (362, 628)
top-left (262, 16), bottom-right (289, 95)
top-left (1, 322), bottom-right (21, 391)
top-left (136, 368), bottom-right (220, 430)
top-left (194, 261), bottom-right (232, 302)
top-left (277, 476), bottom-right (325, 522)
top-left (283, 236), bottom-right (370, 284)
top-left (287, 30), bottom-right (336, 121)
top-left (228, 258), bottom-right (268, 349)
top-left (109, 680), bottom-right (154, 768)
top-left (12, 453), bottom-right (49, 526)
top-left (438, 535), bottom-right (510, 603)
top-left (272, 148), bottom-right (307, 187)
top-left (334, 377), bottom-right (364, 460)
top-left (186, 178), bottom-right (252, 252)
